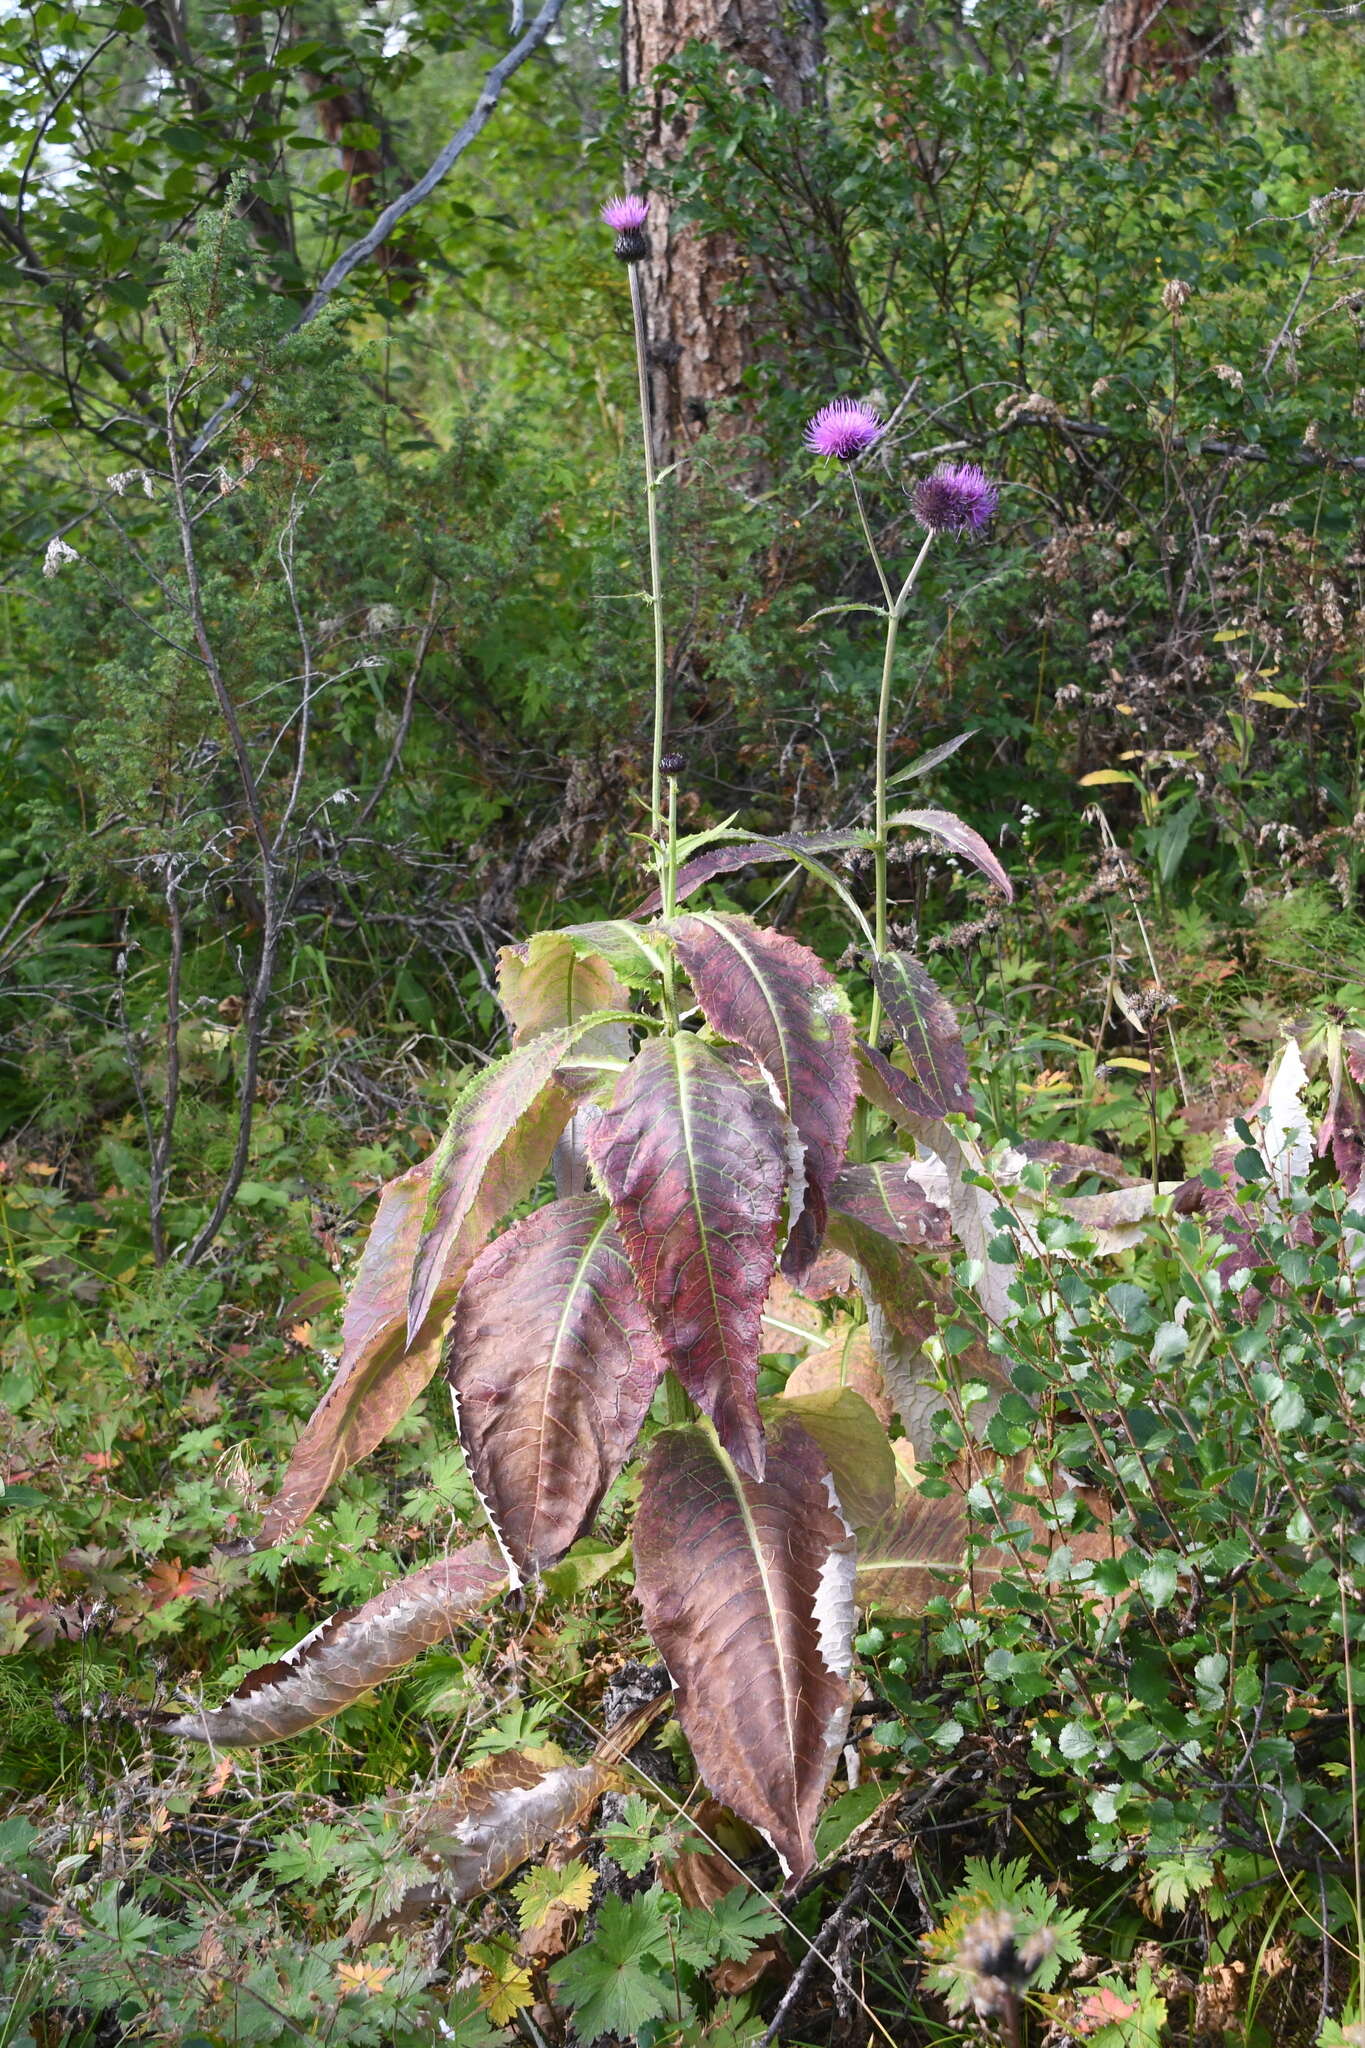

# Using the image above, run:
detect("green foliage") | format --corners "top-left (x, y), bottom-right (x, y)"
top-left (548, 1884), bottom-right (780, 2045)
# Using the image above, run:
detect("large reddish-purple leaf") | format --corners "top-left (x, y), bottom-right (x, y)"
top-left (634, 1416), bottom-right (854, 1884)
top-left (886, 807), bottom-right (1013, 899)
top-left (157, 1541), bottom-right (505, 1745)
top-left (407, 1024), bottom-right (600, 1342)
top-left (869, 953), bottom-right (973, 1119)
top-left (637, 832), bottom-right (869, 916)
top-left (447, 1196), bottom-right (667, 1576)
top-left (588, 1034), bottom-right (790, 1480)
top-left (831, 1163), bottom-right (951, 1252)
top-left (256, 1162), bottom-right (445, 1548)
top-left (670, 912), bottom-right (856, 1282)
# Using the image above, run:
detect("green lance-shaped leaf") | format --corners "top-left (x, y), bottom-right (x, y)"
top-left (156, 1541), bottom-right (505, 1745)
top-left (446, 1196), bottom-right (667, 1576)
top-left (634, 1415), bottom-right (855, 1885)
top-left (407, 1021), bottom-right (615, 1344)
top-left (886, 807), bottom-right (1013, 899)
top-left (588, 1034), bottom-right (791, 1481)
top-left (868, 953), bottom-right (973, 1120)
top-left (670, 912), bottom-right (856, 1283)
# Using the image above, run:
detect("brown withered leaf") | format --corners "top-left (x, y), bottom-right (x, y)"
top-left (158, 1541), bottom-right (505, 1745)
top-left (634, 1415), bottom-right (855, 1885)
top-left (669, 912), bottom-right (856, 1283)
top-left (588, 1035), bottom-right (791, 1481)
top-left (446, 1195), bottom-right (666, 1575)
top-left (351, 1693), bottom-right (674, 1945)
top-left (784, 1321), bottom-right (892, 1427)
top-left (856, 1450), bottom-right (1115, 1615)
top-left (775, 1387), bottom-right (896, 1539)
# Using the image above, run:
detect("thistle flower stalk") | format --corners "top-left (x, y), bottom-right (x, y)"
top-left (627, 259), bottom-right (669, 849)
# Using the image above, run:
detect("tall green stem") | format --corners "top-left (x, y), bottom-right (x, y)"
top-left (866, 529), bottom-right (935, 1056)
top-left (629, 262), bottom-right (668, 846)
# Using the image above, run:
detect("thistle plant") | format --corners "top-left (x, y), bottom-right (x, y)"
top-left (153, 198), bottom-right (1042, 1899)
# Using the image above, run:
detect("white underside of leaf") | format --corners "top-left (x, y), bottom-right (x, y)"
top-left (448, 1385), bottom-right (523, 1593)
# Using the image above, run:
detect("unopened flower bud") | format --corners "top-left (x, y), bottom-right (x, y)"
top-left (659, 750), bottom-right (686, 776)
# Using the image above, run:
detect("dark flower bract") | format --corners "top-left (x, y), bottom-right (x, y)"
top-left (912, 462), bottom-right (999, 535)
top-left (804, 399), bottom-right (882, 462)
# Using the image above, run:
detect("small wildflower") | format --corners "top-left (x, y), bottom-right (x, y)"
top-left (804, 398), bottom-right (882, 463)
top-left (43, 535), bottom-right (79, 578)
top-left (601, 193), bottom-right (649, 263)
top-left (912, 461), bottom-right (998, 536)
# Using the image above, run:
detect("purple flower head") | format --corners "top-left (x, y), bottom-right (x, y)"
top-left (912, 462), bottom-right (999, 536)
top-left (804, 398), bottom-right (882, 463)
top-left (602, 193), bottom-right (649, 261)
top-left (601, 193), bottom-right (649, 232)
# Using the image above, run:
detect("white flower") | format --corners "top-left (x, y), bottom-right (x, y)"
top-left (365, 603), bottom-right (401, 635)
top-left (43, 536), bottom-right (79, 578)
top-left (107, 468), bottom-right (154, 498)
top-left (1214, 364), bottom-right (1244, 393)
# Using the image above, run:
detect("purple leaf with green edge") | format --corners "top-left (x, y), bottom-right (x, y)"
top-left (156, 1541), bottom-right (506, 1745)
top-left (1320, 1025), bottom-right (1365, 1192)
top-left (587, 1033), bottom-right (791, 1480)
top-left (636, 831), bottom-right (870, 917)
top-left (407, 1020), bottom-right (618, 1344)
top-left (446, 1195), bottom-right (667, 1576)
top-left (255, 1160), bottom-right (446, 1548)
top-left (885, 729), bottom-right (977, 788)
top-left (830, 1162), bottom-right (951, 1253)
top-left (886, 807), bottom-right (1013, 899)
top-left (633, 1415), bottom-right (855, 1886)
top-left (669, 912), bottom-right (856, 1283)
top-left (869, 953), bottom-right (973, 1119)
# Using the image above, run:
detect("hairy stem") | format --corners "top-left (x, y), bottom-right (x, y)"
top-left (866, 529), bottom-right (934, 1054)
top-left (629, 261), bottom-right (667, 846)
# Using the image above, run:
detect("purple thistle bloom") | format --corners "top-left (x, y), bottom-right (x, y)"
top-left (601, 192), bottom-right (649, 263)
top-left (804, 398), bottom-right (882, 463)
top-left (601, 193), bottom-right (649, 232)
top-left (912, 462), bottom-right (999, 535)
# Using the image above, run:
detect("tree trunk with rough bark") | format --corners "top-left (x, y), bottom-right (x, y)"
top-left (623, 0), bottom-right (825, 466)
top-left (1103, 0), bottom-right (1237, 116)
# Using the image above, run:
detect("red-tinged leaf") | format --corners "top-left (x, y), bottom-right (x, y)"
top-left (447, 1196), bottom-right (667, 1575)
top-left (498, 933), bottom-right (632, 1085)
top-left (885, 729), bottom-right (977, 787)
top-left (1320, 1024), bottom-right (1365, 1192)
top-left (856, 1451), bottom-right (1115, 1615)
top-left (407, 1026), bottom-right (595, 1343)
top-left (256, 1162), bottom-right (443, 1548)
top-left (1015, 1139), bottom-right (1138, 1186)
top-left (670, 912), bottom-right (856, 1281)
top-left (588, 1034), bottom-right (790, 1480)
top-left (634, 1417), bottom-right (855, 1884)
top-left (157, 1542), bottom-right (505, 1745)
top-left (831, 1162), bottom-right (951, 1251)
top-left (886, 807), bottom-right (1013, 899)
top-left (870, 953), bottom-right (973, 1119)
top-left (637, 832), bottom-right (869, 916)
top-left (784, 1321), bottom-right (892, 1426)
